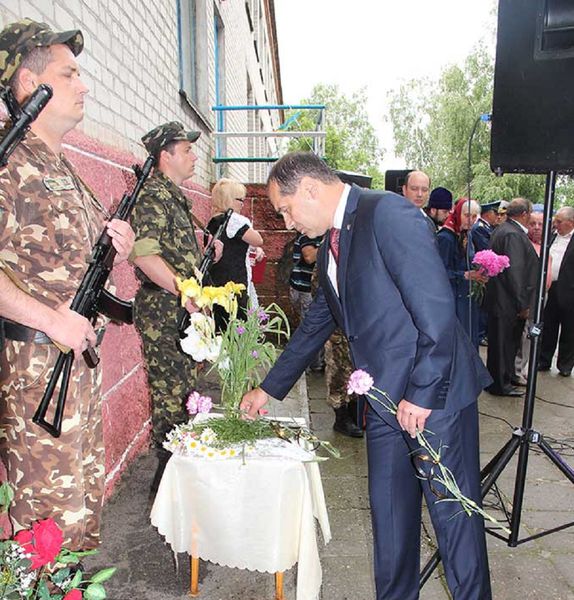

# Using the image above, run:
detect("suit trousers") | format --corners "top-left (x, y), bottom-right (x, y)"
top-left (540, 283), bottom-right (574, 374)
top-left (486, 314), bottom-right (525, 394)
top-left (366, 403), bottom-right (491, 600)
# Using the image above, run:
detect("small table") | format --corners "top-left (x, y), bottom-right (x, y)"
top-left (150, 427), bottom-right (331, 600)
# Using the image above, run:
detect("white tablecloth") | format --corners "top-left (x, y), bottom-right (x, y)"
top-left (150, 434), bottom-right (331, 600)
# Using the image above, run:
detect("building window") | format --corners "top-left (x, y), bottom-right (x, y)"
top-left (177, 0), bottom-right (208, 120)
top-left (214, 7), bottom-right (226, 176)
top-left (177, 0), bottom-right (197, 103)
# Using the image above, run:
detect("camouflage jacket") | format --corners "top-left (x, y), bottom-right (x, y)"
top-left (130, 171), bottom-right (201, 283)
top-left (0, 129), bottom-right (107, 309)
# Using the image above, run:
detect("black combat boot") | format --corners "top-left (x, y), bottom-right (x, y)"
top-left (333, 404), bottom-right (363, 438)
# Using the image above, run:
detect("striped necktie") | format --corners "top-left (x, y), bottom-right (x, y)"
top-left (329, 227), bottom-right (341, 263)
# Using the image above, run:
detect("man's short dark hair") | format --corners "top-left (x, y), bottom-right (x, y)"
top-left (9, 46), bottom-right (53, 96)
top-left (267, 152), bottom-right (339, 195)
top-left (507, 197), bottom-right (532, 218)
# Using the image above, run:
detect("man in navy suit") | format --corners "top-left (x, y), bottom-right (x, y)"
top-left (241, 152), bottom-right (492, 600)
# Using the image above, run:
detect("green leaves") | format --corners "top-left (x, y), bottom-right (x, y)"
top-left (286, 84), bottom-right (385, 185)
top-left (84, 583), bottom-right (107, 600)
top-left (0, 482), bottom-right (14, 514)
top-left (89, 567), bottom-right (116, 584)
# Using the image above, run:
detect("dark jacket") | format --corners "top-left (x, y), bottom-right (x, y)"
top-left (484, 219), bottom-right (538, 317)
top-left (556, 234), bottom-right (574, 309)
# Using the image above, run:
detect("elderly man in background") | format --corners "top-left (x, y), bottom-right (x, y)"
top-left (539, 206), bottom-right (574, 377)
top-left (514, 207), bottom-right (552, 384)
top-left (485, 198), bottom-right (538, 397)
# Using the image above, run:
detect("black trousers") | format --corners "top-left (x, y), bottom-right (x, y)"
top-left (486, 313), bottom-right (525, 394)
top-left (540, 283), bottom-right (574, 373)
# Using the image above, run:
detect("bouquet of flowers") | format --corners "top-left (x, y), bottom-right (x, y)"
top-left (0, 483), bottom-right (115, 599)
top-left (346, 370), bottom-right (510, 532)
top-left (170, 274), bottom-right (339, 460)
top-left (469, 249), bottom-right (510, 302)
top-left (177, 273), bottom-right (290, 415)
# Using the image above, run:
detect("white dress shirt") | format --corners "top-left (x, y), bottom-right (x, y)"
top-left (550, 230), bottom-right (573, 281)
top-left (327, 184), bottom-right (351, 295)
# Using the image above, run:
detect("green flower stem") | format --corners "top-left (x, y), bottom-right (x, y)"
top-left (368, 386), bottom-right (510, 534)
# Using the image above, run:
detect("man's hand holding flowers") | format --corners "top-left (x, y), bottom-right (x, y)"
top-left (396, 399), bottom-right (432, 439)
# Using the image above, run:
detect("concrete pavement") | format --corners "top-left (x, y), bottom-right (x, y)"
top-left (85, 356), bottom-right (574, 599)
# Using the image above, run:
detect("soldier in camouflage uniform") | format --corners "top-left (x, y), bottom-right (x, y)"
top-left (310, 269), bottom-right (363, 437)
top-left (131, 122), bottom-right (208, 446)
top-left (0, 20), bottom-right (135, 549)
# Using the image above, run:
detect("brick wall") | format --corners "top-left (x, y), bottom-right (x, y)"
top-left (244, 184), bottom-right (295, 320)
top-left (0, 1), bottom-right (285, 493)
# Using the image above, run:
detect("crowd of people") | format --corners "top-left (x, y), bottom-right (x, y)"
top-left (400, 169), bottom-right (574, 395)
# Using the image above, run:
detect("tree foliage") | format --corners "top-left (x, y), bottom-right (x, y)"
top-left (388, 42), bottom-right (574, 207)
top-left (286, 84), bottom-right (385, 188)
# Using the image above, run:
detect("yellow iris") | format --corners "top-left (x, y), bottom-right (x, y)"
top-left (177, 276), bottom-right (203, 306)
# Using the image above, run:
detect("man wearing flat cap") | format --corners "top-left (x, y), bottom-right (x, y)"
top-left (471, 201), bottom-right (500, 252)
top-left (131, 121), bottom-right (214, 446)
top-left (0, 19), bottom-right (135, 549)
top-left (471, 201), bottom-right (501, 345)
top-left (424, 186), bottom-right (453, 232)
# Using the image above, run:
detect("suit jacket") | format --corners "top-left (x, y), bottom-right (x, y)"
top-left (484, 219), bottom-right (539, 317)
top-left (556, 234), bottom-right (574, 309)
top-left (470, 218), bottom-right (493, 252)
top-left (261, 186), bottom-right (491, 427)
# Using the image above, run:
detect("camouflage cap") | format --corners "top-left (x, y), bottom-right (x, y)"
top-left (141, 121), bottom-right (201, 157)
top-left (0, 18), bottom-right (84, 86)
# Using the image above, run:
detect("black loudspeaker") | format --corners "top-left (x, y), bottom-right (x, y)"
top-left (491, 0), bottom-right (574, 174)
top-left (384, 169), bottom-right (411, 194)
top-left (335, 169), bottom-right (372, 189)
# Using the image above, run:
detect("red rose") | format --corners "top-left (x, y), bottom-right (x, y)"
top-left (33, 519), bottom-right (64, 566)
top-left (14, 518), bottom-right (64, 569)
top-left (63, 589), bottom-right (83, 600)
top-left (13, 528), bottom-right (43, 569)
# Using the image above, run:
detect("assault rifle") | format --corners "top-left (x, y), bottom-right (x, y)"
top-left (0, 84), bottom-right (53, 166)
top-left (177, 208), bottom-right (234, 336)
top-left (33, 155), bottom-right (156, 437)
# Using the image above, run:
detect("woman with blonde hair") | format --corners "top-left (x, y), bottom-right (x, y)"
top-left (206, 178), bottom-right (264, 329)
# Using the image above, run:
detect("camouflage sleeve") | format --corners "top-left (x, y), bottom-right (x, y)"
top-left (131, 185), bottom-right (168, 259)
top-left (0, 168), bottom-right (19, 268)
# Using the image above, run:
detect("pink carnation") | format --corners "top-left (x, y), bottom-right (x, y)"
top-left (347, 369), bottom-right (374, 395)
top-left (186, 391), bottom-right (213, 415)
top-left (472, 250), bottom-right (510, 277)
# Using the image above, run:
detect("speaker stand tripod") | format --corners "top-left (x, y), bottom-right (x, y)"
top-left (420, 171), bottom-right (574, 588)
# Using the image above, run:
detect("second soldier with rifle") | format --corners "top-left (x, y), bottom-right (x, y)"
top-left (131, 122), bottom-right (222, 447)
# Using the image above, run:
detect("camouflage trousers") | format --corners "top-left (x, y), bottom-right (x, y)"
top-left (134, 288), bottom-right (197, 446)
top-left (325, 329), bottom-right (354, 409)
top-left (0, 340), bottom-right (104, 550)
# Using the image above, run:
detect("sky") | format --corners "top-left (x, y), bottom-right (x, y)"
top-left (273, 0), bottom-right (497, 169)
